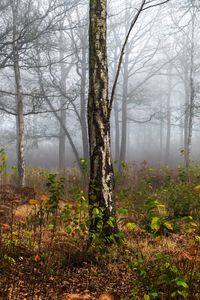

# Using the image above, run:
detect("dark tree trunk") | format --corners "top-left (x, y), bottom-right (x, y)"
top-left (88, 0), bottom-right (118, 241)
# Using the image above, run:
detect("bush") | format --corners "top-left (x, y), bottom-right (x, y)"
top-left (158, 181), bottom-right (200, 218)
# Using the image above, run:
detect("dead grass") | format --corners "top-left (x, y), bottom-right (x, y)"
top-left (0, 165), bottom-right (200, 299)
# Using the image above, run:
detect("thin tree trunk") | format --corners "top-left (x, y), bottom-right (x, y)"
top-left (88, 0), bottom-right (118, 240)
top-left (15, 67), bottom-right (25, 187)
top-left (80, 46), bottom-right (89, 160)
top-left (114, 100), bottom-right (120, 162)
top-left (112, 47), bottom-right (120, 164)
top-left (184, 79), bottom-right (189, 163)
top-left (12, 0), bottom-right (25, 187)
top-left (59, 31), bottom-right (67, 170)
top-left (45, 97), bottom-right (82, 171)
top-left (185, 10), bottom-right (195, 170)
top-left (186, 78), bottom-right (195, 169)
top-left (165, 65), bottom-right (172, 165)
top-left (59, 99), bottom-right (66, 170)
top-left (180, 107), bottom-right (184, 151)
top-left (37, 70), bottom-right (82, 171)
top-left (159, 101), bottom-right (164, 162)
top-left (119, 52), bottom-right (129, 172)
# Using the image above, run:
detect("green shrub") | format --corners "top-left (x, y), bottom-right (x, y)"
top-left (130, 251), bottom-right (195, 299)
top-left (158, 181), bottom-right (200, 218)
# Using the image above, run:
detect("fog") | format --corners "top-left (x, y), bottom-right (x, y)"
top-left (0, 0), bottom-right (199, 170)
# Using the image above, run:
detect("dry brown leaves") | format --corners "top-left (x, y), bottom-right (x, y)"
top-left (64, 292), bottom-right (120, 300)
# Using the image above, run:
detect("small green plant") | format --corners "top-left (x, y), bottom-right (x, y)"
top-left (46, 174), bottom-right (65, 214)
top-left (61, 190), bottom-right (89, 237)
top-left (80, 158), bottom-right (89, 175)
top-left (87, 202), bottom-right (125, 247)
top-left (3, 254), bottom-right (16, 266)
top-left (159, 181), bottom-right (200, 218)
top-left (144, 198), bottom-right (173, 235)
top-left (130, 251), bottom-right (189, 299)
top-left (0, 148), bottom-right (7, 183)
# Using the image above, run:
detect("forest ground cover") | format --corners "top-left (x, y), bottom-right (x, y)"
top-left (0, 161), bottom-right (200, 299)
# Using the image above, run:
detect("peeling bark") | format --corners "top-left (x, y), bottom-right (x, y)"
top-left (88, 0), bottom-right (118, 239)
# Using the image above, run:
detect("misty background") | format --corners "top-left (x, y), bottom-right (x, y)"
top-left (0, 0), bottom-right (199, 169)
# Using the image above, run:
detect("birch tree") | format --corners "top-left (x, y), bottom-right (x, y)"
top-left (88, 0), bottom-right (118, 240)
top-left (88, 0), bottom-right (170, 242)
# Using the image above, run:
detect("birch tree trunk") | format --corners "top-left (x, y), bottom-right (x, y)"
top-left (88, 0), bottom-right (118, 240)
top-left (12, 0), bottom-right (25, 187)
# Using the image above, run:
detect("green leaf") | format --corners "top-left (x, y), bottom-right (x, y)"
top-left (151, 217), bottom-right (160, 232)
top-left (126, 222), bottom-right (137, 231)
top-left (195, 235), bottom-right (200, 242)
top-left (177, 290), bottom-right (187, 296)
top-left (164, 222), bottom-right (173, 231)
top-left (129, 261), bottom-right (139, 268)
top-left (150, 291), bottom-right (159, 298)
top-left (93, 207), bottom-right (100, 216)
top-left (140, 270), bottom-right (147, 278)
top-left (171, 291), bottom-right (177, 298)
top-left (189, 222), bottom-right (198, 227)
top-left (48, 224), bottom-right (54, 230)
top-left (175, 280), bottom-right (188, 288)
top-left (144, 295), bottom-right (151, 300)
top-left (107, 217), bottom-right (115, 227)
top-left (66, 227), bottom-right (72, 234)
top-left (185, 228), bottom-right (194, 233)
top-left (117, 208), bottom-right (128, 215)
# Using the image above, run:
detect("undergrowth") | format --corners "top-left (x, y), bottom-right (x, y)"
top-left (0, 158), bottom-right (200, 299)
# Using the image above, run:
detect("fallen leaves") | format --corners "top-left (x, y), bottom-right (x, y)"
top-left (64, 292), bottom-right (120, 300)
top-left (64, 291), bottom-right (93, 300)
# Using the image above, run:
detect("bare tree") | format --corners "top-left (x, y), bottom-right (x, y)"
top-left (0, 0), bottom-right (78, 181)
top-left (11, 0), bottom-right (26, 187)
top-left (169, 0), bottom-right (198, 168)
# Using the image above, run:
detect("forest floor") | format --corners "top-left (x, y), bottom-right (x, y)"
top-left (0, 163), bottom-right (200, 299)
